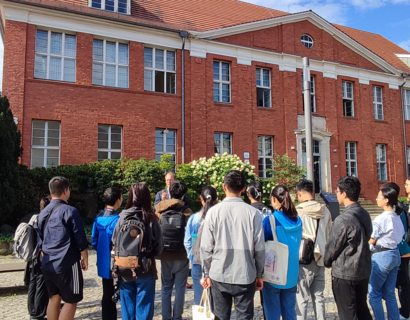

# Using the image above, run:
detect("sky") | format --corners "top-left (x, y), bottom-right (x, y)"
top-left (0, 0), bottom-right (409, 91)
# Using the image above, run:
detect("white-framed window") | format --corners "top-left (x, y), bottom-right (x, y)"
top-left (407, 146), bottom-right (410, 175)
top-left (144, 47), bottom-right (176, 94)
top-left (92, 39), bottom-right (129, 88)
top-left (343, 81), bottom-right (354, 117)
top-left (345, 142), bottom-right (357, 177)
top-left (155, 129), bottom-right (176, 164)
top-left (376, 144), bottom-right (387, 181)
top-left (301, 34), bottom-right (314, 48)
top-left (89, 0), bottom-right (130, 14)
top-left (301, 76), bottom-right (316, 113)
top-left (98, 125), bottom-right (122, 161)
top-left (258, 136), bottom-right (273, 178)
top-left (256, 68), bottom-right (271, 108)
top-left (214, 132), bottom-right (232, 155)
top-left (31, 120), bottom-right (60, 168)
top-left (405, 89), bottom-right (410, 120)
top-left (34, 30), bottom-right (76, 82)
top-left (373, 86), bottom-right (384, 120)
top-left (213, 61), bottom-right (231, 103)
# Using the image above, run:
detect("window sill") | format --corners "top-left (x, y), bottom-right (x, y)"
top-left (257, 106), bottom-right (274, 111)
top-left (89, 7), bottom-right (130, 16)
top-left (143, 90), bottom-right (178, 97)
top-left (214, 102), bottom-right (234, 107)
top-left (372, 119), bottom-right (388, 124)
top-left (343, 116), bottom-right (358, 120)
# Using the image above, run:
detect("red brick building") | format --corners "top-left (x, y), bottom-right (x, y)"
top-left (1, 0), bottom-right (410, 198)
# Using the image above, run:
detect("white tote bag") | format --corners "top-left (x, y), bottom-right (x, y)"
top-left (262, 214), bottom-right (289, 286)
top-left (192, 289), bottom-right (215, 320)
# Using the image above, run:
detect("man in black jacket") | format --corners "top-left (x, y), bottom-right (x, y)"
top-left (324, 176), bottom-right (372, 320)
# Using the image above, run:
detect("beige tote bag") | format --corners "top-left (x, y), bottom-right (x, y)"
top-left (192, 289), bottom-right (215, 320)
top-left (262, 214), bottom-right (289, 286)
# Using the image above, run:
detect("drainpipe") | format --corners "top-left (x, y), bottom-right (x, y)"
top-left (400, 73), bottom-right (409, 178)
top-left (180, 31), bottom-right (188, 164)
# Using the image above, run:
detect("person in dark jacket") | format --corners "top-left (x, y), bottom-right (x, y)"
top-left (154, 172), bottom-right (189, 210)
top-left (324, 176), bottom-right (372, 320)
top-left (247, 180), bottom-right (272, 218)
top-left (111, 183), bottom-right (163, 320)
top-left (92, 187), bottom-right (122, 320)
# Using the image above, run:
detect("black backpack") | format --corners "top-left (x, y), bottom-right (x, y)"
top-left (159, 206), bottom-right (187, 251)
top-left (112, 215), bottom-right (152, 280)
top-left (299, 219), bottom-right (320, 265)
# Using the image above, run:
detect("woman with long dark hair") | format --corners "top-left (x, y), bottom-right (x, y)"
top-left (184, 186), bottom-right (218, 304)
top-left (112, 183), bottom-right (163, 320)
top-left (247, 180), bottom-right (272, 218)
top-left (262, 185), bottom-right (302, 320)
top-left (369, 187), bottom-right (404, 320)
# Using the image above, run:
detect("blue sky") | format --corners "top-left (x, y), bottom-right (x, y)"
top-left (0, 0), bottom-right (409, 91)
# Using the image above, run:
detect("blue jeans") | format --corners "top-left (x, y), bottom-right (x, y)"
top-left (119, 274), bottom-right (156, 320)
top-left (262, 283), bottom-right (297, 320)
top-left (161, 259), bottom-right (189, 320)
top-left (191, 264), bottom-right (203, 305)
top-left (369, 248), bottom-right (401, 320)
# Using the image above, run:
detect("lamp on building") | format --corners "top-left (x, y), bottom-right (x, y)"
top-left (163, 129), bottom-right (169, 135)
top-left (13, 117), bottom-right (18, 125)
top-left (290, 146), bottom-right (295, 150)
top-left (333, 149), bottom-right (337, 152)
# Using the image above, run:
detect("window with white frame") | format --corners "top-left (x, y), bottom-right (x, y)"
top-left (98, 125), bottom-right (122, 161)
top-left (89, 0), bottom-right (130, 14)
top-left (405, 89), bottom-right (410, 120)
top-left (376, 144), bottom-right (387, 181)
top-left (343, 81), bottom-right (354, 117)
top-left (155, 129), bottom-right (176, 163)
top-left (301, 35), bottom-right (314, 49)
top-left (214, 133), bottom-right (232, 155)
top-left (258, 136), bottom-right (273, 178)
top-left (213, 61), bottom-right (231, 103)
top-left (345, 142), bottom-right (357, 177)
top-left (31, 120), bottom-right (60, 168)
top-left (373, 86), bottom-right (384, 120)
top-left (34, 30), bottom-right (76, 82)
top-left (301, 76), bottom-right (316, 113)
top-left (256, 68), bottom-right (271, 108)
top-left (92, 39), bottom-right (129, 88)
top-left (144, 47), bottom-right (176, 94)
top-left (407, 146), bottom-right (410, 175)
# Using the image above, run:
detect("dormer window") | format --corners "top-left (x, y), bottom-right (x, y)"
top-left (90, 0), bottom-right (130, 14)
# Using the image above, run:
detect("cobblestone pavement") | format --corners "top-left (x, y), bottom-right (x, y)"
top-left (0, 251), bottom-right (385, 320)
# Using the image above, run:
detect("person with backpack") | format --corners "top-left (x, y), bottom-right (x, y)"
top-left (200, 170), bottom-right (265, 320)
top-left (21, 196), bottom-right (50, 320)
top-left (37, 176), bottom-right (89, 320)
top-left (294, 180), bottom-right (332, 320)
top-left (156, 181), bottom-right (193, 320)
top-left (261, 185), bottom-right (303, 320)
top-left (247, 180), bottom-right (272, 218)
top-left (111, 183), bottom-right (163, 320)
top-left (184, 186), bottom-right (218, 304)
top-left (154, 172), bottom-right (189, 210)
top-left (92, 187), bottom-right (122, 320)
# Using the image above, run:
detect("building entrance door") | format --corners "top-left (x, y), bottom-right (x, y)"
top-left (302, 139), bottom-right (321, 193)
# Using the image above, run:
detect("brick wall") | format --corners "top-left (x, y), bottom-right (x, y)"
top-left (2, 19), bottom-right (407, 200)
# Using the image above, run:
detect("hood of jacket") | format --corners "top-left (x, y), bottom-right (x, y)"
top-left (155, 199), bottom-right (186, 214)
top-left (95, 210), bottom-right (119, 229)
top-left (296, 201), bottom-right (327, 219)
top-left (274, 210), bottom-right (302, 232)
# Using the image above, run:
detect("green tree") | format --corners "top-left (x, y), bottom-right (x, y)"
top-left (0, 96), bottom-right (23, 223)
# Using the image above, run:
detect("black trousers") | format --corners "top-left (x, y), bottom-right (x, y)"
top-left (210, 279), bottom-right (255, 320)
top-left (27, 264), bottom-right (48, 320)
top-left (102, 278), bottom-right (118, 320)
top-left (332, 277), bottom-right (372, 320)
top-left (396, 258), bottom-right (410, 319)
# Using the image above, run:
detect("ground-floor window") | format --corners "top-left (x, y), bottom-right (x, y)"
top-left (155, 129), bottom-right (176, 164)
top-left (214, 132), bottom-right (232, 155)
top-left (98, 125), bottom-right (122, 161)
top-left (376, 144), bottom-right (387, 181)
top-left (345, 142), bottom-right (357, 177)
top-left (31, 120), bottom-right (60, 168)
top-left (258, 136), bottom-right (273, 178)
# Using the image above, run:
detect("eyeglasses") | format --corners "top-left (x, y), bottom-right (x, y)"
top-left (376, 197), bottom-right (385, 201)
top-left (405, 183), bottom-right (410, 187)
top-left (335, 190), bottom-right (340, 194)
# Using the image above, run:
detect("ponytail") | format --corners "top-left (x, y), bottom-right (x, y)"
top-left (270, 185), bottom-right (298, 221)
top-left (201, 186), bottom-right (217, 219)
top-left (247, 181), bottom-right (263, 200)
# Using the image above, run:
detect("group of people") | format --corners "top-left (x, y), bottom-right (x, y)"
top-left (23, 170), bottom-right (410, 320)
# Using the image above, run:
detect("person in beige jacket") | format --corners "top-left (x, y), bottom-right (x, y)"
top-left (295, 180), bottom-right (332, 320)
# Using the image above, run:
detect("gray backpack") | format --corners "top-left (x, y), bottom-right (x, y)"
top-left (192, 219), bottom-right (205, 265)
top-left (13, 215), bottom-right (38, 262)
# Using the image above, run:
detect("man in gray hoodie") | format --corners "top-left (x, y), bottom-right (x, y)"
top-left (295, 180), bottom-right (332, 320)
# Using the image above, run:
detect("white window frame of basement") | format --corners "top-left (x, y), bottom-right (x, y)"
top-left (258, 135), bottom-right (273, 178)
top-left (88, 0), bottom-right (130, 14)
top-left (345, 141), bottom-right (357, 177)
top-left (376, 144), bottom-right (387, 181)
top-left (92, 39), bottom-right (129, 88)
top-left (98, 125), bottom-right (123, 161)
top-left (34, 30), bottom-right (76, 82)
top-left (31, 120), bottom-right (61, 168)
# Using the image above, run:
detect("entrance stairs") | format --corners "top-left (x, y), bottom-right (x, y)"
top-left (314, 194), bottom-right (382, 220)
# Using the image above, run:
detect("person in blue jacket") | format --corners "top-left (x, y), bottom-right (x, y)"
top-left (92, 187), bottom-right (123, 320)
top-left (262, 185), bottom-right (303, 320)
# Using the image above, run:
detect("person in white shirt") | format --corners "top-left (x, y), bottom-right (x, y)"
top-left (369, 187), bottom-right (405, 320)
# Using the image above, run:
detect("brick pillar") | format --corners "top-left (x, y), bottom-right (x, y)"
top-left (76, 33), bottom-right (93, 86)
top-left (129, 41), bottom-right (144, 91)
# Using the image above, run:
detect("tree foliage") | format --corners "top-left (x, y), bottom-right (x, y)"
top-left (0, 96), bottom-right (22, 223)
